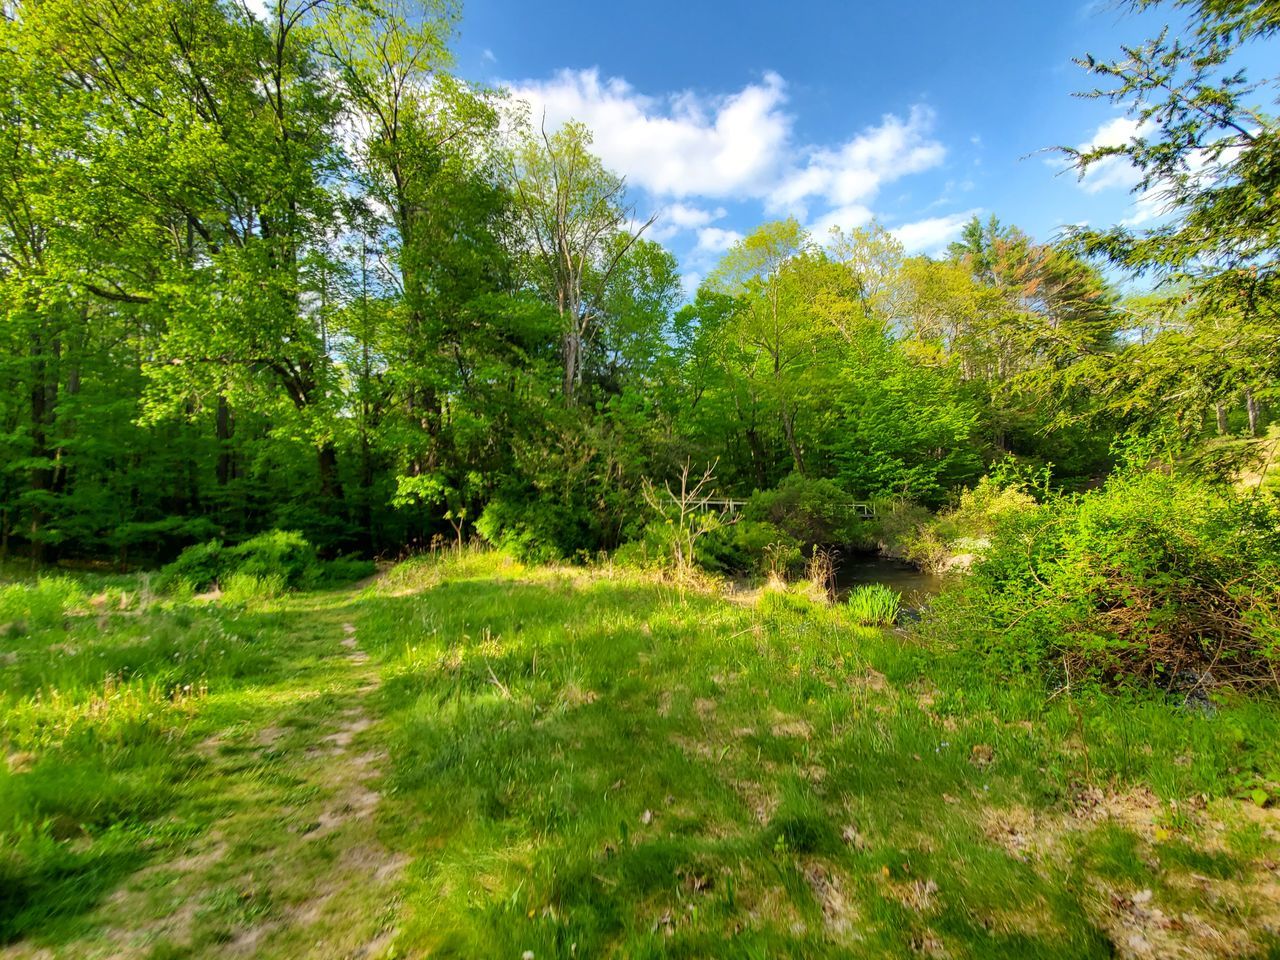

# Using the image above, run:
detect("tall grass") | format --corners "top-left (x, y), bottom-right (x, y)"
top-left (845, 582), bottom-right (901, 625)
top-left (0, 577), bottom-right (86, 631)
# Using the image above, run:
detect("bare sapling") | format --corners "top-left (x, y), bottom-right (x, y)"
top-left (641, 459), bottom-right (738, 581)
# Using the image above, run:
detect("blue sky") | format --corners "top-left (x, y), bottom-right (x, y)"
top-left (451, 0), bottom-right (1188, 289)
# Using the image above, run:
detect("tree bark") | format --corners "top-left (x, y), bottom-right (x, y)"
top-left (216, 394), bottom-right (234, 486)
top-left (1246, 389), bottom-right (1261, 437)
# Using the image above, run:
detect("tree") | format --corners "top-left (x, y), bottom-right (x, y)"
top-left (509, 120), bottom-right (655, 403)
top-left (1062, 0), bottom-right (1280, 441)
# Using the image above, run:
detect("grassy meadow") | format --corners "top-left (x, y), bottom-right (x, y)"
top-left (3, 552), bottom-right (1280, 958)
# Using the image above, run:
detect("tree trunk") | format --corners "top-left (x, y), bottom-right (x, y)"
top-left (1215, 402), bottom-right (1229, 435)
top-left (1246, 389), bottom-right (1261, 437)
top-left (28, 326), bottom-right (59, 565)
top-left (317, 442), bottom-right (343, 503)
top-left (216, 394), bottom-right (234, 486)
top-left (781, 407), bottom-right (805, 477)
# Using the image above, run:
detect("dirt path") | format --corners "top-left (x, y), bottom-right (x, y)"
top-left (8, 601), bottom-right (411, 960)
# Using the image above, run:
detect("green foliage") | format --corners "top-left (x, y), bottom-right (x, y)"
top-left (0, 577), bottom-right (86, 631)
top-left (1057, 0), bottom-right (1280, 442)
top-left (154, 541), bottom-right (227, 594)
top-left (905, 470), bottom-right (1042, 571)
top-left (845, 583), bottom-right (902, 626)
top-left (743, 475), bottom-right (866, 547)
top-left (317, 555), bottom-right (378, 586)
top-left (157, 530), bottom-right (318, 594)
top-left (475, 491), bottom-right (585, 563)
top-left (923, 466), bottom-right (1280, 688)
top-left (698, 520), bottom-right (799, 575)
top-left (226, 531), bottom-right (319, 589)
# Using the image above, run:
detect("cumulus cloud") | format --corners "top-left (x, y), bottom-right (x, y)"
top-left (1073, 116), bottom-right (1156, 194)
top-left (892, 210), bottom-right (980, 254)
top-left (664, 203), bottom-right (726, 229)
top-left (509, 69), bottom-right (791, 199)
top-left (695, 226), bottom-right (744, 254)
top-left (508, 69), bottom-right (946, 231)
top-left (808, 203), bottom-right (875, 239)
top-left (645, 202), bottom-right (727, 241)
top-left (769, 105), bottom-right (946, 217)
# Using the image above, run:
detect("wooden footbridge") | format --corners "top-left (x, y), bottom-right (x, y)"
top-left (683, 497), bottom-right (876, 518)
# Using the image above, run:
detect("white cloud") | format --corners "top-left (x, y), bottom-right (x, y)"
top-left (681, 271), bottom-right (704, 297)
top-left (509, 69), bottom-right (791, 199)
top-left (1073, 116), bottom-right (1156, 194)
top-left (647, 203), bottom-right (727, 241)
top-left (892, 210), bottom-right (980, 254)
top-left (695, 226), bottom-right (744, 254)
top-left (508, 69), bottom-right (946, 230)
top-left (769, 105), bottom-right (945, 216)
top-left (808, 203), bottom-right (874, 239)
top-left (481, 48), bottom-right (497, 64)
top-left (664, 203), bottom-right (726, 229)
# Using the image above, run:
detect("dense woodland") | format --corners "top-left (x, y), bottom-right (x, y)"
top-left (1, 0), bottom-right (1273, 570)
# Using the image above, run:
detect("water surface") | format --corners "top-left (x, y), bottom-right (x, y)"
top-left (834, 552), bottom-right (942, 607)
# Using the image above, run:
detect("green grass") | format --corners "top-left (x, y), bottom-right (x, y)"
top-left (2, 552), bottom-right (1280, 958)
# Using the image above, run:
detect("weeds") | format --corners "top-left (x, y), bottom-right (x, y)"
top-left (846, 582), bottom-right (902, 625)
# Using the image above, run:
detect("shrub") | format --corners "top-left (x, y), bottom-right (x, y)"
top-left (611, 539), bottom-right (657, 570)
top-left (154, 540), bottom-right (225, 594)
top-left (475, 493), bottom-right (586, 563)
top-left (894, 474), bottom-right (1039, 572)
top-left (697, 520), bottom-right (799, 576)
top-left (227, 530), bottom-right (318, 588)
top-left (868, 498), bottom-right (934, 557)
top-left (0, 578), bottom-right (86, 632)
top-left (743, 475), bottom-right (867, 548)
top-left (156, 530), bottom-right (319, 594)
top-left (922, 467), bottom-right (1280, 690)
top-left (845, 583), bottom-right (901, 626)
top-left (318, 555), bottom-right (377, 586)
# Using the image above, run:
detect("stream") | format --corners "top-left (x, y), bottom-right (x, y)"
top-left (834, 551), bottom-right (943, 607)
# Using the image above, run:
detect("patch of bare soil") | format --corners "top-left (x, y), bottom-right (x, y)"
top-left (802, 860), bottom-right (860, 939)
top-left (982, 788), bottom-right (1280, 959)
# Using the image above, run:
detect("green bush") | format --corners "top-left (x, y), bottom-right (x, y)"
top-left (868, 499), bottom-right (934, 557)
top-left (154, 540), bottom-right (225, 594)
top-left (874, 471), bottom-right (1041, 572)
top-left (0, 578), bottom-right (86, 631)
top-left (697, 520), bottom-right (799, 575)
top-left (227, 530), bottom-right (318, 588)
top-left (317, 555), bottom-right (377, 586)
top-left (475, 493), bottom-right (586, 563)
top-left (920, 467), bottom-right (1280, 689)
top-left (846, 583), bottom-right (902, 626)
top-left (156, 530), bottom-right (319, 594)
top-left (743, 475), bottom-right (867, 548)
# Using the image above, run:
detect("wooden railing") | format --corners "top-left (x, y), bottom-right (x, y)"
top-left (665, 497), bottom-right (876, 518)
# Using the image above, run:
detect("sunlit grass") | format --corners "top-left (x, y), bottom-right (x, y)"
top-left (2, 553), bottom-right (1279, 957)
